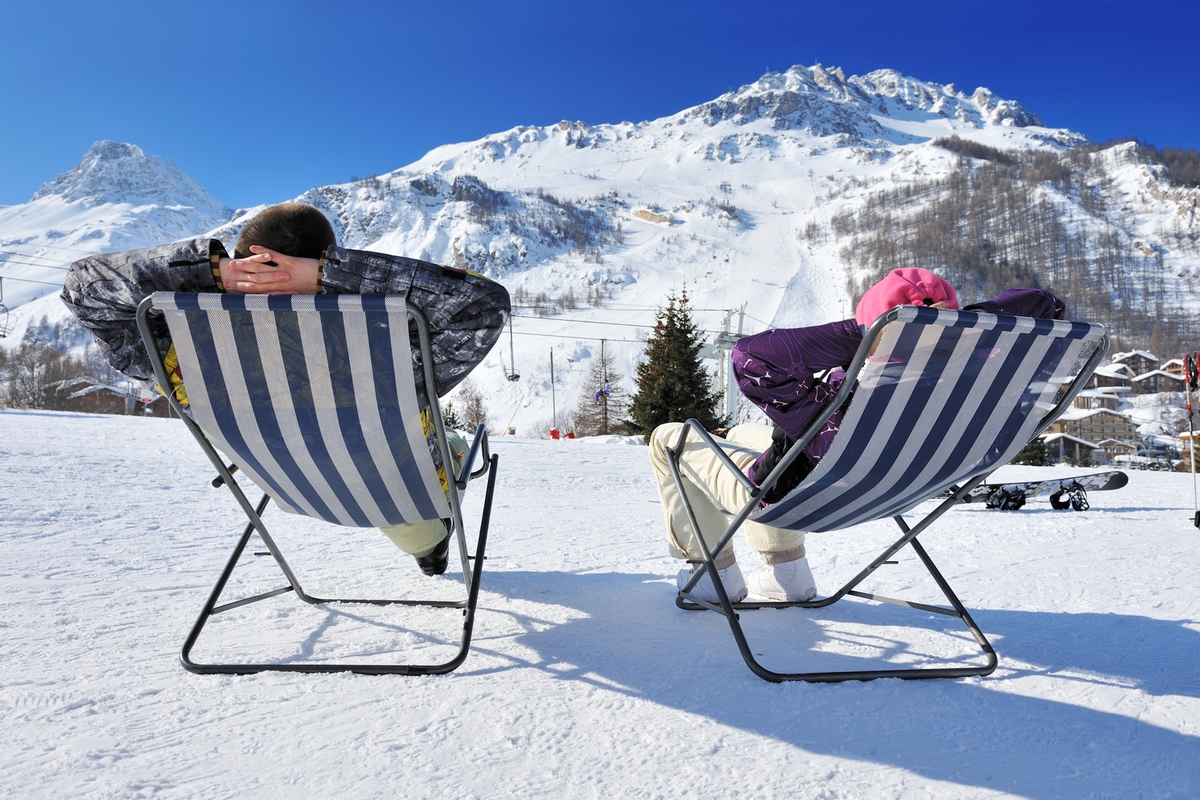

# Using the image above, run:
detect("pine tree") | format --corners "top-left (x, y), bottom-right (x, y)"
top-left (1011, 436), bottom-right (1050, 466)
top-left (569, 340), bottom-right (629, 436)
top-left (440, 400), bottom-right (464, 431)
top-left (627, 290), bottom-right (725, 442)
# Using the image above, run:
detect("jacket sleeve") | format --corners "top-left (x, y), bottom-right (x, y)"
top-left (731, 318), bottom-right (863, 440)
top-left (962, 288), bottom-right (1066, 320)
top-left (60, 238), bottom-right (223, 381)
top-left (319, 246), bottom-right (511, 398)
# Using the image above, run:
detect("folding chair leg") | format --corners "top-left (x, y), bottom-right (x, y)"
top-left (676, 487), bottom-right (999, 683)
top-left (180, 454), bottom-right (498, 675)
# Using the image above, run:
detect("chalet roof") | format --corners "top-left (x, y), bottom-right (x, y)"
top-left (1112, 350), bottom-right (1160, 363)
top-left (1093, 364), bottom-right (1134, 378)
top-left (1042, 432), bottom-right (1104, 448)
top-left (66, 383), bottom-right (126, 399)
top-left (1057, 407), bottom-right (1135, 422)
top-left (1131, 370), bottom-right (1186, 383)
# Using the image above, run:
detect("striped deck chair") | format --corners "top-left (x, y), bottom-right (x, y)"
top-left (135, 292), bottom-right (498, 675)
top-left (669, 306), bottom-right (1108, 683)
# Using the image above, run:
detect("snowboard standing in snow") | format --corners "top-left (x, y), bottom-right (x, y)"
top-left (953, 471), bottom-right (1129, 511)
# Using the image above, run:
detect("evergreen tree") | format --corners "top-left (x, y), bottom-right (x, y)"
top-left (569, 340), bottom-right (629, 436)
top-left (627, 290), bottom-right (725, 442)
top-left (1011, 436), bottom-right (1050, 466)
top-left (440, 400), bottom-right (464, 431)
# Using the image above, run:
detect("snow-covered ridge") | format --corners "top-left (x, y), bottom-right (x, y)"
top-left (0, 141), bottom-right (234, 308)
top-left (3, 64), bottom-right (1197, 439)
top-left (677, 65), bottom-right (1056, 141)
top-left (32, 140), bottom-right (231, 216)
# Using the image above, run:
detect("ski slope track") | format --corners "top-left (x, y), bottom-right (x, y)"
top-left (1, 409), bottom-right (1198, 797)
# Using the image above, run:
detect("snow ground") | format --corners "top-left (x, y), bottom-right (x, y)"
top-left (2, 409), bottom-right (1199, 799)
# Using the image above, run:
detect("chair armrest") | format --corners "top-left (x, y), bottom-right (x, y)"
top-left (456, 424), bottom-right (491, 490)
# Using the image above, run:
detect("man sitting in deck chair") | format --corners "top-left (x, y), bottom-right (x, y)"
top-left (62, 203), bottom-right (510, 577)
top-left (649, 268), bottom-right (1066, 604)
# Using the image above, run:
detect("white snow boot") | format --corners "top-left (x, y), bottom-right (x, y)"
top-left (747, 557), bottom-right (817, 602)
top-left (676, 562), bottom-right (748, 603)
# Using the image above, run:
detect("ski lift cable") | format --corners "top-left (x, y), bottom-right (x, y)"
top-left (0, 273), bottom-right (67, 287)
top-left (0, 248), bottom-right (69, 263)
top-left (743, 312), bottom-right (774, 326)
top-left (511, 302), bottom-right (744, 313)
top-left (0, 253), bottom-right (72, 271)
top-left (510, 312), bottom-right (736, 337)
top-left (0, 240), bottom-right (111, 255)
top-left (510, 312), bottom-right (651, 329)
top-left (503, 329), bottom-right (645, 343)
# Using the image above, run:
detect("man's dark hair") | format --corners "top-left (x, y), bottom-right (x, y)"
top-left (234, 203), bottom-right (337, 259)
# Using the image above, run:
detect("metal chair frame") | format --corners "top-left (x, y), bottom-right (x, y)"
top-left (670, 307), bottom-right (1109, 683)
top-left (137, 294), bottom-right (497, 675)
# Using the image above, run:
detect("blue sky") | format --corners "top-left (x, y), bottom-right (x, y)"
top-left (3, 0), bottom-right (1197, 209)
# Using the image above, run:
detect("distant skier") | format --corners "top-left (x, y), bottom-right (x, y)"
top-left (649, 268), bottom-right (1067, 604)
top-left (61, 202), bottom-right (511, 576)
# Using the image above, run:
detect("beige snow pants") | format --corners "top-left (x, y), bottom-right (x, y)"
top-left (378, 427), bottom-right (470, 556)
top-left (649, 422), bottom-right (806, 568)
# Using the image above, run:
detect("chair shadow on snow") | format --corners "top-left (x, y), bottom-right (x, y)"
top-left (182, 517), bottom-right (1200, 797)
top-left (465, 569), bottom-right (1200, 798)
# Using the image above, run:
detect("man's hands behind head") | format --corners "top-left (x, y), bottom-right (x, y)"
top-left (220, 245), bottom-right (321, 294)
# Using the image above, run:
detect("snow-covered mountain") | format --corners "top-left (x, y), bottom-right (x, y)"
top-left (0, 141), bottom-right (232, 309)
top-left (3, 65), bottom-right (1197, 436)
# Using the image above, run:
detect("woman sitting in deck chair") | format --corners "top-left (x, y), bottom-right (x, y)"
top-left (62, 203), bottom-right (510, 577)
top-left (649, 268), bottom-right (1066, 603)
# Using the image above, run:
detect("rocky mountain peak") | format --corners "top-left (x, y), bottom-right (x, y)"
top-left (31, 140), bottom-right (231, 218)
top-left (683, 64), bottom-right (1052, 141)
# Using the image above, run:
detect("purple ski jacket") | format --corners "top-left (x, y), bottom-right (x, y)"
top-left (732, 288), bottom-right (1066, 477)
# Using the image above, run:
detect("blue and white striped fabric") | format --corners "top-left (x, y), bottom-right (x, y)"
top-left (154, 292), bottom-right (450, 528)
top-left (752, 306), bottom-right (1106, 533)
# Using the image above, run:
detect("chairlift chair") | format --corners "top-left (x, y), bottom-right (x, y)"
top-left (0, 278), bottom-right (11, 338)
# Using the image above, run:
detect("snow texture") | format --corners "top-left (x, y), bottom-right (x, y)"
top-left (2, 409), bottom-right (1198, 798)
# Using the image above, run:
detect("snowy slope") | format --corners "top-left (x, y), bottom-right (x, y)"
top-left (2, 65), bottom-right (1197, 436)
top-left (2, 408), bottom-right (1198, 798)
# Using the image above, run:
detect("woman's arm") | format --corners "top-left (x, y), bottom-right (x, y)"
top-left (731, 318), bottom-right (862, 439)
top-left (963, 288), bottom-right (1066, 319)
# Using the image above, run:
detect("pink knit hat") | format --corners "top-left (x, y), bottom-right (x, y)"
top-left (854, 268), bottom-right (959, 326)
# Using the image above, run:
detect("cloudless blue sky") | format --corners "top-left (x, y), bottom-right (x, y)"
top-left (3, 0), bottom-right (1197, 209)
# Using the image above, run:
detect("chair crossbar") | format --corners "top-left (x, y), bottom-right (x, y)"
top-left (671, 307), bottom-right (1107, 682)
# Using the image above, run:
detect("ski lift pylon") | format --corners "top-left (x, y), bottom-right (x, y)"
top-left (0, 277), bottom-right (11, 338)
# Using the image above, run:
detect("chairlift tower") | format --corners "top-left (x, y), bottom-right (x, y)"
top-left (700, 303), bottom-right (747, 423)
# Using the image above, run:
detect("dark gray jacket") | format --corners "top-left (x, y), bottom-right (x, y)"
top-left (61, 238), bottom-right (510, 402)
